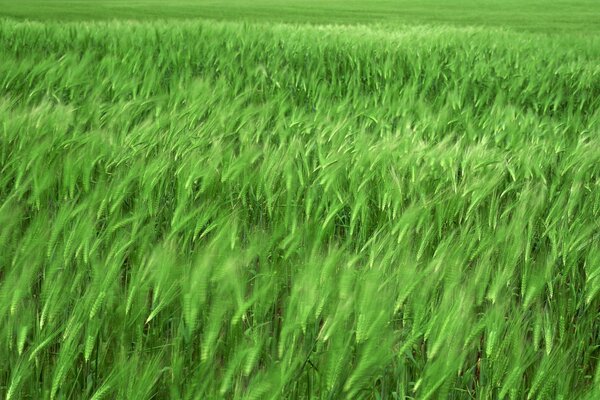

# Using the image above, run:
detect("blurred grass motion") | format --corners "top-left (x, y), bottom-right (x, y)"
top-left (1, 4), bottom-right (600, 400)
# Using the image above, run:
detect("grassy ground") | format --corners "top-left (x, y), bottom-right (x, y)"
top-left (1, 0), bottom-right (600, 33)
top-left (1, 2), bottom-right (600, 400)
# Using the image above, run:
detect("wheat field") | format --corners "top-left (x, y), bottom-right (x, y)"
top-left (0, 3), bottom-right (599, 399)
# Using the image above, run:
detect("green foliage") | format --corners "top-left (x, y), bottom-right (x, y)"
top-left (0, 17), bottom-right (599, 399)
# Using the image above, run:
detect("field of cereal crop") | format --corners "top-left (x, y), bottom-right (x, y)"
top-left (1, 1), bottom-right (599, 399)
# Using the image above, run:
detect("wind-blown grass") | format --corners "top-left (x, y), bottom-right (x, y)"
top-left (0, 18), bottom-right (599, 399)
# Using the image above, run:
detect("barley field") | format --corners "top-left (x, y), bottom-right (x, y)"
top-left (0, 1), bottom-right (599, 399)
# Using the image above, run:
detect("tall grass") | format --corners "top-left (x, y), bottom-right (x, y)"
top-left (0, 19), bottom-right (599, 399)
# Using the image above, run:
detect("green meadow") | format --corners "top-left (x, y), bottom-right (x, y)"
top-left (0, 1), bottom-right (599, 399)
top-left (2, 0), bottom-right (600, 32)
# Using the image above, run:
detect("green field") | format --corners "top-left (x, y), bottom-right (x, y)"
top-left (2, 0), bottom-right (600, 33)
top-left (1, 1), bottom-right (599, 399)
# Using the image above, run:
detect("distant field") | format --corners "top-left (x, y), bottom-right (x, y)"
top-left (1, 0), bottom-right (600, 32)
top-left (1, 2), bottom-right (600, 400)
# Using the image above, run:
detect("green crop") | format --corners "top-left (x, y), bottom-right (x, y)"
top-left (2, 0), bottom-right (600, 34)
top-left (0, 15), bottom-right (599, 400)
